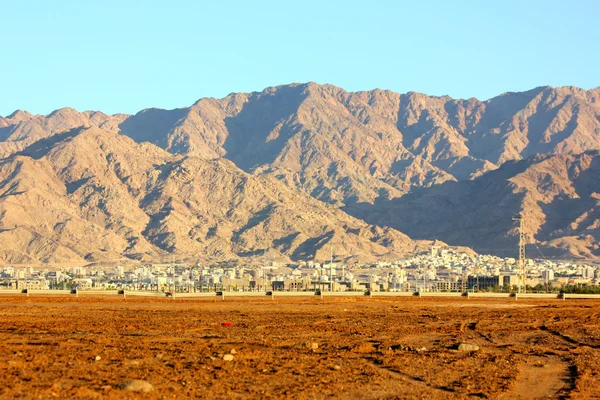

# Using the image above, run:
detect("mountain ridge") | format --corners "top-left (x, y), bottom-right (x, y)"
top-left (7, 83), bottom-right (600, 120)
top-left (2, 82), bottom-right (600, 262)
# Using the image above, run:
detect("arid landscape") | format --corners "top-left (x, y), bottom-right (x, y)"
top-left (1, 295), bottom-right (599, 399)
top-left (2, 2), bottom-right (599, 400)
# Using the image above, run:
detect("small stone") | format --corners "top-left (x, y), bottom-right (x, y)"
top-left (353, 343), bottom-right (376, 353)
top-left (94, 355), bottom-right (101, 361)
top-left (457, 343), bottom-right (479, 352)
top-left (117, 380), bottom-right (154, 392)
top-left (309, 342), bottom-right (319, 350)
top-left (333, 365), bottom-right (341, 371)
top-left (125, 360), bottom-right (139, 366)
top-left (223, 354), bottom-right (234, 361)
top-left (155, 353), bottom-right (163, 359)
top-left (230, 349), bottom-right (237, 355)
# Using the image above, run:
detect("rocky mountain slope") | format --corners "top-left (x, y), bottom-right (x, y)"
top-left (2, 82), bottom-right (600, 261)
top-left (117, 83), bottom-right (600, 206)
top-left (6, 84), bottom-right (600, 207)
top-left (348, 151), bottom-right (600, 259)
top-left (0, 127), bottom-right (424, 264)
top-left (0, 108), bottom-right (126, 158)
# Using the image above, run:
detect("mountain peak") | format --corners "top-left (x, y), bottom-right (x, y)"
top-left (47, 107), bottom-right (81, 118)
top-left (6, 109), bottom-right (33, 120)
top-left (496, 86), bottom-right (551, 99)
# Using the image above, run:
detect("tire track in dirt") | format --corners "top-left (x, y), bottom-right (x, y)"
top-left (539, 325), bottom-right (600, 349)
top-left (363, 358), bottom-right (462, 398)
top-left (452, 319), bottom-right (576, 399)
top-left (496, 356), bottom-right (574, 400)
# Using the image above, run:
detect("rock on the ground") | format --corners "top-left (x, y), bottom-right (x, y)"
top-left (117, 380), bottom-right (154, 392)
top-left (353, 343), bottom-right (376, 353)
top-left (458, 343), bottom-right (479, 352)
top-left (223, 354), bottom-right (234, 361)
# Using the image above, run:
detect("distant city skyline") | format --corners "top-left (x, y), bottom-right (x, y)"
top-left (1, 0), bottom-right (599, 116)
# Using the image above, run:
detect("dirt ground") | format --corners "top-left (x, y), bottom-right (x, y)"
top-left (0, 296), bottom-right (599, 399)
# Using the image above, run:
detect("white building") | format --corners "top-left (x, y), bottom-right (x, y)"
top-left (541, 269), bottom-right (554, 281)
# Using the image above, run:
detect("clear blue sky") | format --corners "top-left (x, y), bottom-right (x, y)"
top-left (1, 0), bottom-right (598, 116)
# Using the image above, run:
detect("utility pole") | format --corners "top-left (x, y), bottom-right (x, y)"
top-left (263, 249), bottom-right (267, 293)
top-left (320, 264), bottom-right (324, 294)
top-left (513, 216), bottom-right (526, 293)
top-left (330, 244), bottom-right (334, 291)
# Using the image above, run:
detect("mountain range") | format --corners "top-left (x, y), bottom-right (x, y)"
top-left (1, 82), bottom-right (599, 264)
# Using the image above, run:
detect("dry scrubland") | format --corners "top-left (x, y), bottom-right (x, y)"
top-left (0, 296), bottom-right (599, 399)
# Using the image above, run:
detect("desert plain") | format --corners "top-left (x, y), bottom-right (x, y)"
top-left (1, 296), bottom-right (599, 399)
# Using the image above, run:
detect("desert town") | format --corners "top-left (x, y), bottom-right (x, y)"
top-left (1, 247), bottom-right (598, 294)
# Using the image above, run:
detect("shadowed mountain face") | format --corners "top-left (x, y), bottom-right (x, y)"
top-left (2, 83), bottom-right (600, 261)
top-left (346, 151), bottom-right (600, 259)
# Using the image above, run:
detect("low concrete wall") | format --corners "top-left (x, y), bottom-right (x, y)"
top-left (2, 289), bottom-right (599, 301)
top-left (0, 290), bottom-right (24, 295)
top-left (467, 292), bottom-right (509, 298)
top-left (563, 293), bottom-right (600, 300)
top-left (374, 292), bottom-right (416, 297)
top-left (516, 293), bottom-right (561, 299)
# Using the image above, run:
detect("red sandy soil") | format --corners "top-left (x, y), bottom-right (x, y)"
top-left (0, 296), bottom-right (599, 399)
